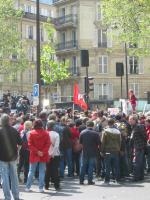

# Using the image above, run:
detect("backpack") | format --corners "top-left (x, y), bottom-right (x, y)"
top-left (21, 130), bottom-right (29, 151)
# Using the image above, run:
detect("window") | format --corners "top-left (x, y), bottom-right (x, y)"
top-left (28, 26), bottom-right (33, 39)
top-left (25, 5), bottom-right (31, 13)
top-left (129, 56), bottom-right (138, 74)
top-left (40, 28), bottom-right (44, 42)
top-left (61, 7), bottom-right (66, 17)
top-left (72, 56), bottom-right (78, 74)
top-left (98, 29), bottom-right (107, 47)
top-left (129, 43), bottom-right (138, 48)
top-left (94, 83), bottom-right (113, 100)
top-left (99, 56), bottom-right (108, 73)
top-left (96, 3), bottom-right (102, 20)
top-left (28, 69), bottom-right (33, 83)
top-left (12, 73), bottom-right (17, 82)
top-left (129, 83), bottom-right (139, 97)
top-left (28, 46), bottom-right (34, 61)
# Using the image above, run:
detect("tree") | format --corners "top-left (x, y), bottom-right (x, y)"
top-left (0, 0), bottom-right (27, 77)
top-left (41, 22), bottom-right (70, 84)
top-left (101, 0), bottom-right (150, 56)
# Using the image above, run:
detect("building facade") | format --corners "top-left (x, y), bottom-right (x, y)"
top-left (0, 0), bottom-right (52, 100)
top-left (52, 0), bottom-right (150, 109)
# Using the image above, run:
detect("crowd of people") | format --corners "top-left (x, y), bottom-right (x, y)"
top-left (0, 107), bottom-right (150, 200)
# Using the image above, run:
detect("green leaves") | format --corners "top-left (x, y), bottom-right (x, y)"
top-left (0, 0), bottom-right (28, 77)
top-left (101, 0), bottom-right (150, 56)
top-left (41, 22), bottom-right (70, 84)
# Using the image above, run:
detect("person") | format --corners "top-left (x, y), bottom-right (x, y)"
top-left (129, 115), bottom-right (147, 181)
top-left (0, 114), bottom-right (22, 200)
top-left (25, 119), bottom-right (50, 192)
top-left (18, 120), bottom-right (32, 183)
top-left (79, 120), bottom-right (100, 185)
top-left (45, 120), bottom-right (60, 190)
top-left (128, 89), bottom-right (137, 113)
top-left (145, 117), bottom-right (150, 172)
top-left (101, 118), bottom-right (121, 185)
top-left (59, 116), bottom-right (73, 178)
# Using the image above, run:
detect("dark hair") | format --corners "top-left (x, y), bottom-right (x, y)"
top-left (108, 118), bottom-right (115, 126)
top-left (115, 114), bottom-right (122, 121)
top-left (75, 119), bottom-right (82, 127)
top-left (86, 120), bottom-right (94, 127)
top-left (97, 110), bottom-right (104, 117)
top-left (33, 119), bottom-right (43, 129)
top-left (47, 120), bottom-right (56, 130)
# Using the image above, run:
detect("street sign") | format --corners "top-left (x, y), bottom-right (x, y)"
top-left (33, 84), bottom-right (39, 97)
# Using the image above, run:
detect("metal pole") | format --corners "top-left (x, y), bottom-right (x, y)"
top-left (36, 0), bottom-right (41, 114)
top-left (125, 42), bottom-right (129, 99)
top-left (121, 75), bottom-right (123, 112)
top-left (86, 66), bottom-right (89, 109)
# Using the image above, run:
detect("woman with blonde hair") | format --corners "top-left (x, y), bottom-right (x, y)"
top-left (18, 120), bottom-right (32, 183)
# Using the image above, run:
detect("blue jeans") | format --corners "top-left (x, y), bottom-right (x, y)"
top-left (104, 153), bottom-right (120, 183)
top-left (133, 149), bottom-right (144, 180)
top-left (26, 162), bottom-right (46, 189)
top-left (0, 160), bottom-right (19, 200)
top-left (60, 148), bottom-right (73, 177)
top-left (80, 156), bottom-right (96, 183)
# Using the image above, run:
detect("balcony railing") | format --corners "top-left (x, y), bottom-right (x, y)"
top-left (98, 42), bottom-right (107, 48)
top-left (69, 67), bottom-right (80, 76)
top-left (53, 14), bottom-right (77, 28)
top-left (52, 0), bottom-right (66, 4)
top-left (99, 95), bottom-right (109, 100)
top-left (23, 12), bottom-right (49, 22)
top-left (56, 40), bottom-right (78, 51)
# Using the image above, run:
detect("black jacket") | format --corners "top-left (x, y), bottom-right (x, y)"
top-left (80, 128), bottom-right (100, 158)
top-left (0, 125), bottom-right (22, 162)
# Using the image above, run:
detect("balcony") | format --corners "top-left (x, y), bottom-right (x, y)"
top-left (52, 0), bottom-right (70, 5)
top-left (69, 67), bottom-right (80, 76)
top-left (56, 40), bottom-right (78, 51)
top-left (98, 42), bottom-right (107, 48)
top-left (53, 14), bottom-right (77, 30)
top-left (23, 12), bottom-right (50, 22)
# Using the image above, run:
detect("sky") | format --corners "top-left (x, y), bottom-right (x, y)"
top-left (32, 0), bottom-right (52, 5)
top-left (40, 0), bottom-right (52, 4)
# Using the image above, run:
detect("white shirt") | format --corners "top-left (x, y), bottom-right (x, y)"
top-left (48, 130), bottom-right (60, 157)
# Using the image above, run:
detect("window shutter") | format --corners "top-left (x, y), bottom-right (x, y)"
top-left (31, 6), bottom-right (34, 13)
top-left (104, 56), bottom-right (108, 73)
top-left (108, 83), bottom-right (113, 99)
top-left (26, 25), bottom-right (29, 39)
top-left (107, 28), bottom-right (112, 48)
top-left (127, 56), bottom-right (130, 74)
top-left (139, 57), bottom-right (144, 74)
top-left (33, 26), bottom-right (36, 40)
top-left (44, 29), bottom-right (48, 41)
top-left (93, 29), bottom-right (98, 48)
top-left (94, 84), bottom-right (99, 99)
top-left (99, 56), bottom-right (102, 73)
top-left (34, 47), bottom-right (36, 61)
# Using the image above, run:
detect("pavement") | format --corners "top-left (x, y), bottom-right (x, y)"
top-left (1, 175), bottom-right (150, 200)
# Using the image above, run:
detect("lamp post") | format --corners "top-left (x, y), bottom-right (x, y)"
top-left (125, 42), bottom-right (129, 99)
top-left (36, 0), bottom-right (41, 114)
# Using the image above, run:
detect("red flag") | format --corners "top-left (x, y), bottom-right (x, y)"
top-left (73, 82), bottom-right (79, 104)
top-left (78, 94), bottom-right (88, 111)
top-left (73, 83), bottom-right (88, 110)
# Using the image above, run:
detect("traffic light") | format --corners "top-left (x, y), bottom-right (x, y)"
top-left (84, 77), bottom-right (94, 94)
